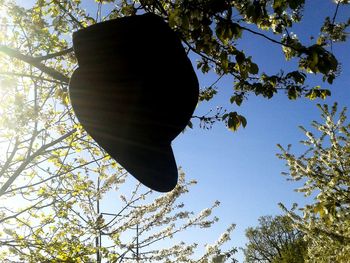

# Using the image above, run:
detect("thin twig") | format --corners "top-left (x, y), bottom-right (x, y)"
top-left (52, 0), bottom-right (84, 28)
top-left (3, 155), bottom-right (106, 195)
top-left (332, 2), bottom-right (340, 25)
top-left (239, 25), bottom-right (304, 52)
top-left (0, 129), bottom-right (76, 196)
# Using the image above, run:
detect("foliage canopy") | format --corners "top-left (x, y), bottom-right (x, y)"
top-left (243, 215), bottom-right (306, 263)
top-left (1, 0), bottom-right (350, 130)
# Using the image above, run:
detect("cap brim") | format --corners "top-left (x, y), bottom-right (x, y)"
top-left (69, 68), bottom-right (179, 193)
top-left (102, 138), bottom-right (178, 192)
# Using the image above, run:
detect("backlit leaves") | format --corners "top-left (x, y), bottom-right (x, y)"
top-left (223, 112), bottom-right (247, 131)
top-left (278, 103), bottom-right (350, 262)
top-left (0, 2), bottom-right (238, 259)
top-left (170, 0), bottom-right (346, 131)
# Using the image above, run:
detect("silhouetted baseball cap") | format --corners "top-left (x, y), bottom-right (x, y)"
top-left (69, 13), bottom-right (199, 192)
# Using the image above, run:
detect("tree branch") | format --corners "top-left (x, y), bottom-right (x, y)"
top-left (3, 155), bottom-right (106, 196)
top-left (238, 25), bottom-right (304, 52)
top-left (0, 129), bottom-right (76, 196)
top-left (0, 71), bottom-right (67, 85)
top-left (0, 138), bottom-right (19, 177)
top-left (32, 47), bottom-right (74, 62)
top-left (52, 0), bottom-right (84, 29)
top-left (0, 45), bottom-right (70, 84)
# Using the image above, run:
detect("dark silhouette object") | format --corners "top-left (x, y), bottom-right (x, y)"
top-left (69, 13), bottom-right (199, 192)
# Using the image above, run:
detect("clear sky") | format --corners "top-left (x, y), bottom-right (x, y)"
top-left (12, 0), bottom-right (350, 261)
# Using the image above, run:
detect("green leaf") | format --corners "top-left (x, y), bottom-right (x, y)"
top-left (220, 52), bottom-right (229, 73)
top-left (181, 15), bottom-right (190, 30)
top-left (286, 71), bottom-right (306, 84)
top-left (216, 20), bottom-right (233, 44)
top-left (273, 0), bottom-right (287, 10)
top-left (227, 112), bottom-right (240, 131)
top-left (187, 120), bottom-right (193, 129)
top-left (320, 89), bottom-right (331, 99)
top-left (327, 75), bottom-right (335, 84)
top-left (305, 90), bottom-right (317, 100)
top-left (231, 23), bottom-right (243, 39)
top-left (239, 115), bottom-right (247, 128)
top-left (120, 5), bottom-right (136, 16)
top-left (226, 112), bottom-right (247, 131)
top-left (168, 8), bottom-right (181, 28)
top-left (199, 87), bottom-right (217, 101)
top-left (235, 52), bottom-right (245, 65)
top-left (288, 87), bottom-right (298, 100)
top-left (288, 0), bottom-right (305, 10)
top-left (249, 62), bottom-right (259, 75)
top-left (230, 94), bottom-right (243, 106)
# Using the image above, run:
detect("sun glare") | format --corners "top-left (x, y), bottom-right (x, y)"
top-left (0, 1), bottom-right (8, 24)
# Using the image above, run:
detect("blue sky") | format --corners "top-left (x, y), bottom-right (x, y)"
top-left (12, 0), bottom-right (350, 261)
